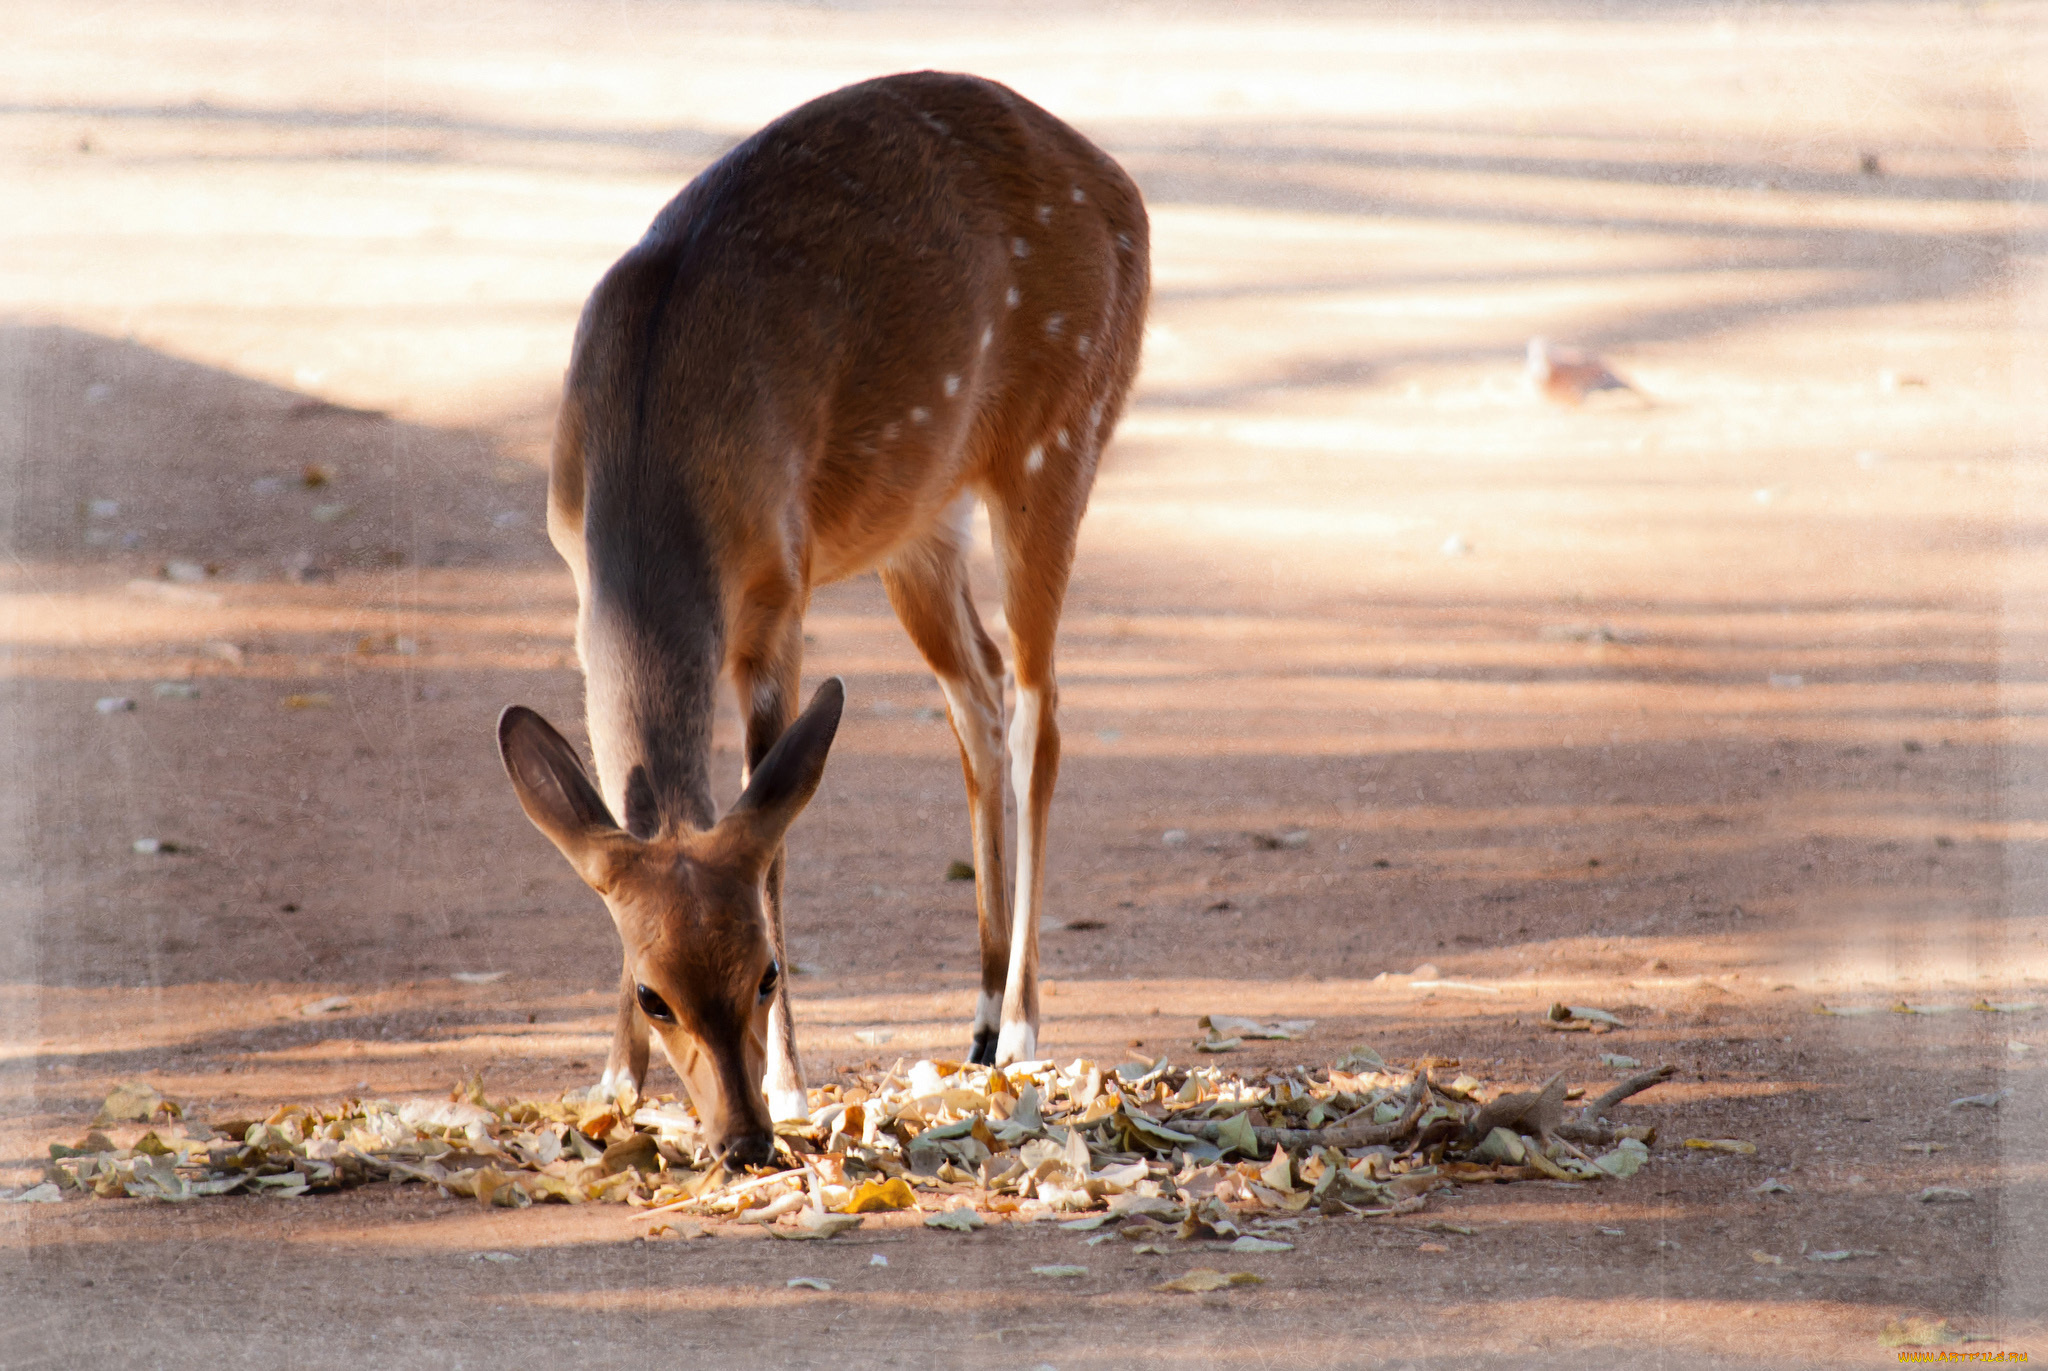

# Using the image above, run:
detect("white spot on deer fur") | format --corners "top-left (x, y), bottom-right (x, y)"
top-left (1044, 313), bottom-right (1064, 338)
top-left (1076, 334), bottom-right (1092, 356)
top-left (910, 406), bottom-right (931, 425)
top-left (1024, 444), bottom-right (1044, 474)
top-left (1006, 287), bottom-right (1021, 309)
top-left (943, 374), bottom-right (960, 397)
top-left (1088, 400), bottom-right (1105, 428)
top-left (1011, 237), bottom-right (1030, 258)
top-left (980, 324), bottom-right (994, 351)
top-left (1035, 204), bottom-right (1052, 225)
top-left (1070, 185), bottom-right (1085, 203)
top-left (1116, 232), bottom-right (1134, 253)
top-left (882, 421), bottom-right (901, 442)
top-left (1053, 429), bottom-right (1068, 450)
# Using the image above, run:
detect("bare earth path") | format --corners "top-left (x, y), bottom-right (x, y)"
top-left (3, 3), bottom-right (2046, 1366)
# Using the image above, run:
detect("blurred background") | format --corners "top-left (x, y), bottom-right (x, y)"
top-left (2, 1), bottom-right (2044, 1361)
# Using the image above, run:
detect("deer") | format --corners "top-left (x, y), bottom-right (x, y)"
top-left (494, 71), bottom-right (1149, 1167)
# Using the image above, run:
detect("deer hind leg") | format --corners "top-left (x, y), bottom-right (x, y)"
top-left (986, 484), bottom-right (1084, 1067)
top-left (734, 610), bottom-right (809, 1121)
top-left (600, 959), bottom-right (652, 1100)
top-left (880, 501), bottom-right (1012, 1065)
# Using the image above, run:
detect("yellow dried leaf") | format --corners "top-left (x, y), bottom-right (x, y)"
top-left (841, 1177), bottom-right (917, 1213)
top-left (1684, 1138), bottom-right (1757, 1155)
top-left (1156, 1268), bottom-right (1264, 1293)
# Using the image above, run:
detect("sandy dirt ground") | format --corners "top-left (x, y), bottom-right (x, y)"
top-left (3, 2), bottom-right (2047, 1366)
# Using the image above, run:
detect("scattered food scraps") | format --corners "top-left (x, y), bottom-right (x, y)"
top-left (43, 1054), bottom-right (1673, 1233)
top-left (1808, 1248), bottom-right (1878, 1262)
top-left (281, 693), bottom-right (333, 709)
top-left (853, 1030), bottom-right (895, 1046)
top-left (1686, 1139), bottom-right (1757, 1155)
top-left (786, 1277), bottom-right (831, 1291)
top-left (450, 971), bottom-right (507, 985)
top-left (1032, 1265), bottom-right (1087, 1278)
top-left (1750, 1250), bottom-right (1783, 1265)
top-left (300, 996), bottom-right (351, 1017)
top-left (1753, 1178), bottom-right (1793, 1196)
top-left (95, 697), bottom-right (136, 714)
top-left (2, 1183), bottom-right (63, 1203)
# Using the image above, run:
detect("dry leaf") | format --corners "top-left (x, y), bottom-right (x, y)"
top-left (1916, 1187), bottom-right (1972, 1204)
top-left (1031, 1265), bottom-right (1087, 1278)
top-left (771, 1209), bottom-right (863, 1240)
top-left (1750, 1250), bottom-right (1782, 1265)
top-left (1157, 1268), bottom-right (1263, 1293)
top-left (93, 1082), bottom-right (179, 1126)
top-left (1880, 1318), bottom-right (1963, 1348)
top-left (1226, 1235), bottom-right (1293, 1253)
top-left (786, 1276), bottom-right (832, 1291)
top-left (842, 1177), bottom-right (917, 1213)
top-left (924, 1208), bottom-right (985, 1231)
top-left (1684, 1138), bottom-right (1756, 1155)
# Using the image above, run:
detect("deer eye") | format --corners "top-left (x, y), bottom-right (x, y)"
top-left (635, 983), bottom-right (674, 1023)
top-left (758, 960), bottom-right (780, 1002)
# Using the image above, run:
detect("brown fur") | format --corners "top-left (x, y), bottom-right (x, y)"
top-left (499, 71), bottom-right (1150, 1154)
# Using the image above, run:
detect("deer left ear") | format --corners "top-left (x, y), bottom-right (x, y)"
top-left (722, 677), bottom-right (844, 851)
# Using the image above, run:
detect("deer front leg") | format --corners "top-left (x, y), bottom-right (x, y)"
top-left (599, 959), bottom-right (651, 1100)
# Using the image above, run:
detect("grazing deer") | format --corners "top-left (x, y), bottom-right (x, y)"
top-left (495, 72), bottom-right (1149, 1166)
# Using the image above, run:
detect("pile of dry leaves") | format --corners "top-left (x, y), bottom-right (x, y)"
top-left (35, 1031), bottom-right (1673, 1245)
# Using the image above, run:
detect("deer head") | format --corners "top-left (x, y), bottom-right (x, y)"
top-left (495, 678), bottom-right (843, 1166)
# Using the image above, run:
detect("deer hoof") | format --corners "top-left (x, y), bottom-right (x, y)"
top-left (968, 1029), bottom-right (997, 1066)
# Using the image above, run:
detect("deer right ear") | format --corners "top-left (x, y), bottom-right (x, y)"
top-left (497, 705), bottom-right (634, 892)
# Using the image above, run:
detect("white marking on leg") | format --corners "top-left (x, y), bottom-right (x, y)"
top-left (997, 685), bottom-right (1045, 1065)
top-left (943, 373), bottom-right (960, 397)
top-left (1024, 444), bottom-right (1044, 474)
top-left (764, 995), bottom-right (807, 1121)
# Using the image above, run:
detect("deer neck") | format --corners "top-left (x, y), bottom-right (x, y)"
top-left (581, 529), bottom-right (726, 839)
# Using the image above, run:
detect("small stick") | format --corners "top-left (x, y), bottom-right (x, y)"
top-left (1581, 1065), bottom-right (1675, 1119)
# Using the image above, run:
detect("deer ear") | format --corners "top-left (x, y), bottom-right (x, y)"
top-left (724, 677), bottom-right (844, 850)
top-left (497, 705), bottom-right (634, 892)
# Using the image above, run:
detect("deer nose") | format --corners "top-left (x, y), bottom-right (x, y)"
top-left (722, 1131), bottom-right (776, 1169)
